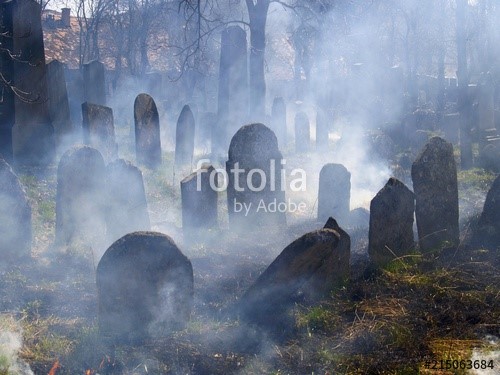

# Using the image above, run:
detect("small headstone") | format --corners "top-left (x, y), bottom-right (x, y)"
top-left (174, 105), bottom-right (195, 168)
top-left (55, 145), bottom-right (106, 249)
top-left (472, 175), bottom-right (500, 249)
top-left (105, 159), bottom-right (150, 245)
top-left (317, 163), bottom-right (351, 227)
top-left (134, 93), bottom-right (161, 169)
top-left (181, 164), bottom-right (218, 234)
top-left (83, 60), bottom-right (106, 106)
top-left (96, 232), bottom-right (193, 341)
top-left (315, 109), bottom-right (329, 151)
top-left (368, 178), bottom-right (415, 267)
top-left (411, 137), bottom-right (459, 251)
top-left (81, 102), bottom-right (117, 161)
top-left (294, 112), bottom-right (310, 153)
top-left (271, 97), bottom-right (287, 148)
top-left (0, 158), bottom-right (31, 260)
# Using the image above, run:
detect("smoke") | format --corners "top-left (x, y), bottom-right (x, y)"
top-left (0, 316), bottom-right (34, 375)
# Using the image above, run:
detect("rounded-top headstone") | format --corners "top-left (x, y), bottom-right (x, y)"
top-left (96, 232), bottom-right (193, 342)
top-left (134, 93), bottom-right (161, 169)
top-left (175, 104), bottom-right (196, 168)
top-left (228, 123), bottom-right (280, 163)
top-left (317, 163), bottom-right (351, 226)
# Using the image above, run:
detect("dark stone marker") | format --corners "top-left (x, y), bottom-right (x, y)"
top-left (134, 93), bottom-right (161, 169)
top-left (105, 159), bottom-right (150, 244)
top-left (316, 109), bottom-right (329, 151)
top-left (368, 178), bottom-right (415, 267)
top-left (47, 60), bottom-right (73, 149)
top-left (97, 232), bottom-right (193, 342)
top-left (226, 123), bottom-right (286, 230)
top-left (181, 164), bottom-right (218, 234)
top-left (271, 97), bottom-right (287, 148)
top-left (0, 158), bottom-right (31, 260)
top-left (174, 105), bottom-right (195, 168)
top-left (317, 163), bottom-right (351, 227)
top-left (55, 145), bottom-right (106, 248)
top-left (411, 136), bottom-right (459, 251)
top-left (240, 218), bottom-right (350, 327)
top-left (81, 102), bottom-right (117, 161)
top-left (83, 60), bottom-right (106, 106)
top-left (472, 175), bottom-right (500, 249)
top-left (294, 111), bottom-right (310, 153)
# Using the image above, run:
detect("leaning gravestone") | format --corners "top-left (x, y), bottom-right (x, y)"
top-left (316, 109), bottom-right (329, 151)
top-left (134, 93), bottom-right (161, 169)
top-left (81, 102), bottom-right (117, 161)
top-left (472, 175), bottom-right (500, 249)
top-left (411, 137), bottom-right (459, 251)
top-left (96, 232), bottom-right (193, 342)
top-left (105, 159), bottom-right (150, 245)
top-left (55, 146), bottom-right (106, 249)
top-left (369, 178), bottom-right (415, 267)
top-left (83, 60), bottom-right (106, 106)
top-left (226, 123), bottom-right (286, 230)
top-left (174, 105), bottom-right (195, 168)
top-left (240, 218), bottom-right (350, 327)
top-left (0, 158), bottom-right (31, 260)
top-left (317, 163), bottom-right (351, 226)
top-left (181, 164), bottom-right (218, 234)
top-left (271, 97), bottom-right (287, 148)
top-left (294, 111), bottom-right (310, 153)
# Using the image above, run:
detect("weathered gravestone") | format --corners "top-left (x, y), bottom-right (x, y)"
top-left (175, 105), bottom-right (195, 168)
top-left (47, 60), bottom-right (73, 149)
top-left (55, 145), bottom-right (106, 248)
top-left (105, 159), bottom-right (150, 245)
top-left (240, 218), bottom-right (350, 327)
top-left (0, 158), bottom-right (31, 260)
top-left (226, 123), bottom-right (286, 230)
top-left (369, 177), bottom-right (415, 267)
top-left (316, 108), bottom-right (329, 151)
top-left (181, 164), bottom-right (218, 234)
top-left (472, 175), bottom-right (500, 249)
top-left (81, 102), bottom-right (117, 161)
top-left (294, 111), bottom-right (310, 153)
top-left (83, 60), bottom-right (106, 106)
top-left (411, 136), bottom-right (459, 252)
top-left (271, 97), bottom-right (287, 148)
top-left (134, 93), bottom-right (161, 169)
top-left (96, 232), bottom-right (193, 342)
top-left (317, 163), bottom-right (351, 227)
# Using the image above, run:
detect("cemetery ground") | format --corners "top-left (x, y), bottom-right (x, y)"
top-left (0, 144), bottom-right (499, 374)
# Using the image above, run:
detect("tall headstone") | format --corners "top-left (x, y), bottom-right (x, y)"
top-left (226, 123), bottom-right (286, 230)
top-left (271, 97), bottom-right (287, 148)
top-left (47, 60), bottom-right (73, 149)
top-left (0, 158), bottom-right (31, 260)
top-left (83, 60), bottom-right (106, 106)
top-left (316, 108), bottom-right (329, 151)
top-left (472, 175), bottom-right (500, 249)
top-left (134, 93), bottom-right (161, 169)
top-left (174, 105), bottom-right (195, 168)
top-left (411, 137), bottom-right (459, 251)
top-left (216, 26), bottom-right (248, 155)
top-left (105, 159), bottom-right (150, 245)
top-left (55, 146), bottom-right (106, 249)
top-left (294, 111), bottom-right (310, 153)
top-left (317, 163), bottom-right (351, 226)
top-left (97, 232), bottom-right (193, 342)
top-left (81, 102), bottom-right (117, 161)
top-left (368, 178), bottom-right (415, 267)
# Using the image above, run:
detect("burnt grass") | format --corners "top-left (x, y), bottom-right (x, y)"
top-left (0, 161), bottom-right (498, 375)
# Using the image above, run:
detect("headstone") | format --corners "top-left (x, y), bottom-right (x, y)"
top-left (134, 93), bottom-right (161, 169)
top-left (368, 178), bottom-right (415, 267)
top-left (226, 123), bottom-right (286, 230)
top-left (81, 102), bottom-right (117, 161)
top-left (240, 218), bottom-right (350, 326)
top-left (411, 137), bottom-right (459, 251)
top-left (181, 164), bottom-right (218, 234)
top-left (216, 26), bottom-right (248, 155)
top-left (55, 145), bottom-right (106, 249)
top-left (96, 232), bottom-right (193, 341)
top-left (174, 104), bottom-right (195, 168)
top-left (83, 60), bottom-right (106, 106)
top-left (472, 175), bottom-right (500, 249)
top-left (317, 163), bottom-right (351, 226)
top-left (46, 60), bottom-right (73, 149)
top-left (0, 158), bottom-right (31, 260)
top-left (294, 111), bottom-right (310, 153)
top-left (315, 108), bottom-right (329, 151)
top-left (105, 159), bottom-right (150, 244)
top-left (271, 97), bottom-right (287, 148)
